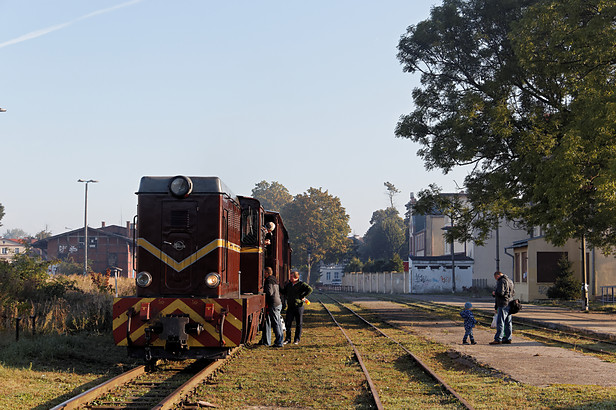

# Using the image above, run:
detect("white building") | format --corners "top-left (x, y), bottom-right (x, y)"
top-left (319, 263), bottom-right (345, 285)
top-left (0, 238), bottom-right (23, 262)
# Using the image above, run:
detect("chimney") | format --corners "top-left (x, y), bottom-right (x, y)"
top-left (101, 221), bottom-right (106, 227)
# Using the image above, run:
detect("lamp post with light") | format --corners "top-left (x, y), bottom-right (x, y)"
top-left (78, 179), bottom-right (98, 275)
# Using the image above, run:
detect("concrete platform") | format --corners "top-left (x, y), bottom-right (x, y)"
top-left (345, 294), bottom-right (616, 387)
top-left (409, 294), bottom-right (616, 340)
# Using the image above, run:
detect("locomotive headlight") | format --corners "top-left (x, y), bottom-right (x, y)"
top-left (204, 272), bottom-right (221, 288)
top-left (136, 271), bottom-right (153, 288)
top-left (169, 176), bottom-right (193, 198)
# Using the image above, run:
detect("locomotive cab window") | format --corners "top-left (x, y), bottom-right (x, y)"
top-left (241, 206), bottom-right (259, 246)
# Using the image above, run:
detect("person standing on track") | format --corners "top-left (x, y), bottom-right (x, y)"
top-left (260, 267), bottom-right (284, 348)
top-left (460, 302), bottom-right (477, 345)
top-left (281, 270), bottom-right (312, 345)
top-left (490, 271), bottom-right (515, 345)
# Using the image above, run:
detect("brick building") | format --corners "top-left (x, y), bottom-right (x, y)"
top-left (34, 222), bottom-right (135, 277)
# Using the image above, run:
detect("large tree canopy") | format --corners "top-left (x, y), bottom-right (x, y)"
top-left (0, 203), bottom-right (4, 227)
top-left (396, 0), bottom-right (616, 251)
top-left (281, 187), bottom-right (351, 270)
top-left (251, 180), bottom-right (293, 212)
top-left (362, 207), bottom-right (407, 260)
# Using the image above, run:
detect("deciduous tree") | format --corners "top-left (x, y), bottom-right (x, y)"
top-left (3, 228), bottom-right (28, 239)
top-left (251, 181), bottom-right (293, 212)
top-left (281, 188), bottom-right (351, 273)
top-left (396, 0), bottom-right (616, 252)
top-left (362, 208), bottom-right (406, 260)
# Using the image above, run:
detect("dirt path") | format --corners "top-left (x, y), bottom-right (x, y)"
top-left (353, 299), bottom-right (616, 387)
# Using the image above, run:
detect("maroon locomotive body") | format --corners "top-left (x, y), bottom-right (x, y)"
top-left (112, 176), bottom-right (291, 360)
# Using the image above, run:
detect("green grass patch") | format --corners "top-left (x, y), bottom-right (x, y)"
top-left (0, 331), bottom-right (138, 409)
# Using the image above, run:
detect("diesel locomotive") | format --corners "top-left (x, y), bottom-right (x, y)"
top-left (112, 176), bottom-right (291, 361)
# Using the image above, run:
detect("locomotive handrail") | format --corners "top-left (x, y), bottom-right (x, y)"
top-left (132, 214), bottom-right (137, 273)
top-left (219, 308), bottom-right (228, 346)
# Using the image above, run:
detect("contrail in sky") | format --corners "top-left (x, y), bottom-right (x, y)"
top-left (0, 0), bottom-right (145, 49)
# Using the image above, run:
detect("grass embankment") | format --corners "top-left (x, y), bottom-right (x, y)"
top-left (0, 274), bottom-right (138, 409)
top-left (0, 331), bottom-right (139, 409)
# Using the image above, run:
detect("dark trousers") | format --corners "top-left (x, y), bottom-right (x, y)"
top-left (285, 305), bottom-right (304, 342)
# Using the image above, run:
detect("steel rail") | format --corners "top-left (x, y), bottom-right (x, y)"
top-left (319, 300), bottom-right (384, 410)
top-left (152, 347), bottom-right (240, 410)
top-left (50, 365), bottom-right (147, 409)
top-left (325, 294), bottom-right (475, 410)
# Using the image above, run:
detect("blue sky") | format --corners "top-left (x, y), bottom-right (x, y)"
top-left (0, 0), bottom-right (466, 237)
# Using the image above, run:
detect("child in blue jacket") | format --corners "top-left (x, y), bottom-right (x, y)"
top-left (460, 302), bottom-right (477, 345)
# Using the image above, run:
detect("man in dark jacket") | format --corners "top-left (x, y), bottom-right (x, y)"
top-left (260, 267), bottom-right (284, 347)
top-left (490, 271), bottom-right (514, 345)
top-left (281, 270), bottom-right (312, 345)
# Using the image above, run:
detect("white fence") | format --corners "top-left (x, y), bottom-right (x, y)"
top-left (342, 272), bottom-right (409, 294)
top-left (341, 266), bottom-right (473, 294)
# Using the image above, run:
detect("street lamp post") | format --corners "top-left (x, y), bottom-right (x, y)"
top-left (78, 179), bottom-right (98, 275)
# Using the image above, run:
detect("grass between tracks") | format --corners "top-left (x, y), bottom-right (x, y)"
top-left (195, 294), bottom-right (616, 409)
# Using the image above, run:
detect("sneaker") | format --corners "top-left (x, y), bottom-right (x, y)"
top-left (293, 341), bottom-right (299, 345)
top-left (489, 340), bottom-right (502, 345)
top-left (471, 341), bottom-right (477, 345)
top-left (272, 344), bottom-right (283, 348)
top-left (462, 341), bottom-right (469, 345)
top-left (502, 340), bottom-right (512, 344)
top-left (283, 340), bottom-right (290, 345)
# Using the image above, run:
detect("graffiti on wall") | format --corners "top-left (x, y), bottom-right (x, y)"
top-left (411, 266), bottom-right (472, 293)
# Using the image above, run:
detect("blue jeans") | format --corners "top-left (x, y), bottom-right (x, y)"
top-left (261, 305), bottom-right (284, 346)
top-left (494, 305), bottom-right (512, 342)
top-left (463, 328), bottom-right (474, 342)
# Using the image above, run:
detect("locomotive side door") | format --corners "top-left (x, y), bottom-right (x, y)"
top-left (161, 200), bottom-right (198, 293)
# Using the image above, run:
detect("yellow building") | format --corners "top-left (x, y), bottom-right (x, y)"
top-left (511, 236), bottom-right (616, 302)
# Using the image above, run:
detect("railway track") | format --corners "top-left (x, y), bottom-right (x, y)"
top-left (319, 295), bottom-right (474, 410)
top-left (369, 296), bottom-right (616, 358)
top-left (52, 348), bottom-right (239, 410)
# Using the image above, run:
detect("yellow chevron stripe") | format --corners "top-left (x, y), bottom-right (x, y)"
top-left (137, 238), bottom-right (241, 272)
top-left (115, 299), bottom-right (242, 347)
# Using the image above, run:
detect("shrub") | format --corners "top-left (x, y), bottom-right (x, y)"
top-left (547, 256), bottom-right (582, 300)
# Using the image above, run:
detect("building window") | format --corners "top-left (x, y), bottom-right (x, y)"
top-left (14, 248), bottom-right (20, 254)
top-left (1, 248), bottom-right (7, 254)
top-left (537, 252), bottom-right (567, 282)
top-left (334, 272), bottom-right (339, 280)
top-left (326, 272), bottom-right (331, 281)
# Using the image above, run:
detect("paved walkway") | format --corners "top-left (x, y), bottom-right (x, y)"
top-left (409, 294), bottom-right (616, 340)
top-left (347, 295), bottom-right (616, 387)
